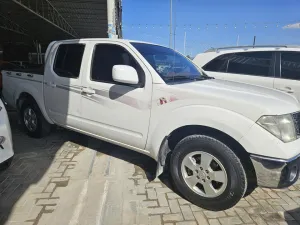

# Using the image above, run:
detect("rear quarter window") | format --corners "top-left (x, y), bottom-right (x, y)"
top-left (280, 52), bottom-right (300, 80)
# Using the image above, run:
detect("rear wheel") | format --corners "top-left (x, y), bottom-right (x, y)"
top-left (170, 135), bottom-right (247, 211)
top-left (20, 99), bottom-right (51, 138)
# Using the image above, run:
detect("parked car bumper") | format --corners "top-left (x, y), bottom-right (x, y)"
top-left (0, 100), bottom-right (14, 168)
top-left (250, 154), bottom-right (300, 188)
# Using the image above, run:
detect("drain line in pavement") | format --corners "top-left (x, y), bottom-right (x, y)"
top-left (68, 149), bottom-right (96, 225)
top-left (104, 155), bottom-right (111, 176)
top-left (88, 150), bottom-right (97, 177)
top-left (96, 180), bottom-right (110, 225)
top-left (68, 180), bottom-right (89, 225)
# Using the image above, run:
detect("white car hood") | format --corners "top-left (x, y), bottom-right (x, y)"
top-left (169, 79), bottom-right (300, 121)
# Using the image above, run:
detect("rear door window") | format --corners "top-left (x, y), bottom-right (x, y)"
top-left (227, 51), bottom-right (273, 77)
top-left (53, 44), bottom-right (85, 78)
top-left (280, 52), bottom-right (300, 80)
top-left (202, 54), bottom-right (230, 72)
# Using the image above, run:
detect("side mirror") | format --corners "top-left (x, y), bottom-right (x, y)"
top-left (112, 65), bottom-right (139, 85)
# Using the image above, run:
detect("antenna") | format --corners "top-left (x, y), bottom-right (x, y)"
top-left (184, 31), bottom-right (187, 55)
top-left (169, 0), bottom-right (173, 48)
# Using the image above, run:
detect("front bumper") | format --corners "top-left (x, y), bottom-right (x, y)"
top-left (250, 154), bottom-right (300, 188)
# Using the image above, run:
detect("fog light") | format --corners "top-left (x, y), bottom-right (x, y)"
top-left (289, 165), bottom-right (298, 182)
top-left (0, 136), bottom-right (5, 149)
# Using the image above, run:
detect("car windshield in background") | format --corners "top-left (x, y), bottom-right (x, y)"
top-left (131, 42), bottom-right (209, 83)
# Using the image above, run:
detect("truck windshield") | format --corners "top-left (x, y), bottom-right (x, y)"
top-left (131, 42), bottom-right (210, 83)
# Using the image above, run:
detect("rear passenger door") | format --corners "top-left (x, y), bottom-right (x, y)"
top-left (44, 43), bottom-right (85, 128)
top-left (274, 51), bottom-right (300, 101)
top-left (203, 51), bottom-right (275, 88)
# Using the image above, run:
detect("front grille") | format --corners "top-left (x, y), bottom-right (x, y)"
top-left (292, 112), bottom-right (300, 136)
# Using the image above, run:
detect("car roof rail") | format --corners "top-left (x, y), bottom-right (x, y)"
top-left (204, 45), bottom-right (300, 53)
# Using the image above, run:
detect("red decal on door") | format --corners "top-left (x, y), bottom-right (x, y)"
top-left (169, 96), bottom-right (178, 102)
top-left (159, 97), bottom-right (167, 105)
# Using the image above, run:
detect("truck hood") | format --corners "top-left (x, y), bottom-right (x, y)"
top-left (168, 79), bottom-right (300, 121)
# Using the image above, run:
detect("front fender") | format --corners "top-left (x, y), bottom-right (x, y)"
top-left (14, 82), bottom-right (53, 124)
top-left (147, 105), bottom-right (255, 160)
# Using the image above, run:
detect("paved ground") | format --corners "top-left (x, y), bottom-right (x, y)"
top-left (1, 113), bottom-right (300, 225)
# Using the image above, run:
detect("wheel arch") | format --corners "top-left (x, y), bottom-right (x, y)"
top-left (157, 125), bottom-right (257, 188)
top-left (16, 92), bottom-right (53, 124)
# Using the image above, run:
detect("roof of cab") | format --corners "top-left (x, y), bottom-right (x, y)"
top-left (52, 38), bottom-right (163, 46)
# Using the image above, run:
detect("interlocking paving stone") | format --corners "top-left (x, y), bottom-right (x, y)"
top-left (158, 193), bottom-right (169, 207)
top-left (149, 215), bottom-right (162, 225)
top-left (142, 200), bottom-right (158, 207)
top-left (193, 211), bottom-right (209, 225)
top-left (176, 221), bottom-right (197, 225)
top-left (163, 213), bottom-right (184, 222)
top-left (219, 216), bottom-right (243, 225)
top-left (147, 189), bottom-right (158, 199)
top-left (150, 207), bottom-right (171, 215)
top-left (203, 210), bottom-right (226, 219)
top-left (234, 208), bottom-right (253, 223)
top-left (169, 199), bottom-right (182, 213)
top-left (180, 205), bottom-right (195, 220)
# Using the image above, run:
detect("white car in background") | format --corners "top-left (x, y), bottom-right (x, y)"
top-left (0, 99), bottom-right (14, 170)
top-left (193, 45), bottom-right (300, 102)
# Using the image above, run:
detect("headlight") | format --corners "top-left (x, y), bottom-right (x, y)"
top-left (257, 114), bottom-right (297, 143)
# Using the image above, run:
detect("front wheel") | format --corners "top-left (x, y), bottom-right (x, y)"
top-left (170, 135), bottom-right (247, 211)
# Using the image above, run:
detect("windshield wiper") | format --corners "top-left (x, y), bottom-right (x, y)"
top-left (192, 76), bottom-right (215, 80)
top-left (164, 75), bottom-right (190, 81)
top-left (164, 75), bottom-right (215, 82)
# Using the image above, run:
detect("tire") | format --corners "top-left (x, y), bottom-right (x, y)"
top-left (20, 99), bottom-right (51, 138)
top-left (170, 135), bottom-right (247, 211)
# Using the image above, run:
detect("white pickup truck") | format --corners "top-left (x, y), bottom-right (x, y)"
top-left (2, 39), bottom-right (300, 210)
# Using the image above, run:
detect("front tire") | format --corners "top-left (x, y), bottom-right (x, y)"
top-left (170, 135), bottom-right (247, 211)
top-left (20, 99), bottom-right (51, 138)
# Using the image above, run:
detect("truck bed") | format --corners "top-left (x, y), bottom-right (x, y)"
top-left (2, 69), bottom-right (44, 109)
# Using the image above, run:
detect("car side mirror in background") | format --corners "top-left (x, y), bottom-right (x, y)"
top-left (112, 65), bottom-right (139, 85)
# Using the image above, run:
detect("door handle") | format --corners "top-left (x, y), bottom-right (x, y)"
top-left (27, 74), bottom-right (33, 77)
top-left (82, 87), bottom-right (95, 95)
top-left (6, 71), bottom-right (11, 75)
top-left (278, 87), bottom-right (294, 94)
top-left (16, 72), bottom-right (22, 76)
top-left (46, 82), bottom-right (56, 88)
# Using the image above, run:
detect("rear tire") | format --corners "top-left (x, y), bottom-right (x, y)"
top-left (20, 99), bottom-right (51, 138)
top-left (170, 135), bottom-right (247, 211)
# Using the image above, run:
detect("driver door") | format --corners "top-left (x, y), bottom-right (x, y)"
top-left (79, 42), bottom-right (152, 149)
